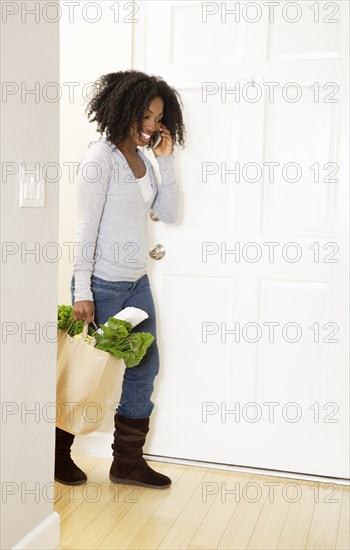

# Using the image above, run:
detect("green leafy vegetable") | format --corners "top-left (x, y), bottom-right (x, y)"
top-left (95, 318), bottom-right (155, 368)
top-left (57, 305), bottom-right (155, 368)
top-left (57, 305), bottom-right (95, 337)
top-left (97, 317), bottom-right (133, 340)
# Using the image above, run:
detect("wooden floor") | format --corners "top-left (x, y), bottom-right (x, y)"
top-left (54, 455), bottom-right (349, 550)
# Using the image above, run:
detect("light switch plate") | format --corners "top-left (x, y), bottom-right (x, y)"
top-left (19, 167), bottom-right (45, 207)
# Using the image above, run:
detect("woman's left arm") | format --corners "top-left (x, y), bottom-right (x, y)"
top-left (150, 155), bottom-right (179, 223)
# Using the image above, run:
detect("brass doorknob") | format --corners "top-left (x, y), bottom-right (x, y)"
top-left (149, 243), bottom-right (166, 260)
top-left (149, 210), bottom-right (160, 222)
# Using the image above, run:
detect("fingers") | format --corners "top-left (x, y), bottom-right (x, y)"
top-left (159, 124), bottom-right (170, 136)
top-left (160, 127), bottom-right (171, 138)
top-left (156, 125), bottom-right (173, 156)
top-left (73, 301), bottom-right (95, 324)
top-left (85, 312), bottom-right (95, 324)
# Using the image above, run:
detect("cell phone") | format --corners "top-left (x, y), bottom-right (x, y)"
top-left (149, 131), bottom-right (162, 149)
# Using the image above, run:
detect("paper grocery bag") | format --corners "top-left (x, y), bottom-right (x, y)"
top-left (56, 323), bottom-right (123, 435)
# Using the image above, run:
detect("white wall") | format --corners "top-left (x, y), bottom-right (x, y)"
top-left (0, 3), bottom-right (60, 549)
top-left (1, 2), bottom-right (135, 547)
top-left (58, 3), bottom-right (133, 440)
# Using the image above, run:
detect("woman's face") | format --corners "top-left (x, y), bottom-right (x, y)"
top-left (130, 96), bottom-right (164, 146)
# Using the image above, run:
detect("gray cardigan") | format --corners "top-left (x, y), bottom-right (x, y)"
top-left (72, 136), bottom-right (179, 302)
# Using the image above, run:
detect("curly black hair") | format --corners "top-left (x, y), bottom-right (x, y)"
top-left (85, 70), bottom-right (186, 150)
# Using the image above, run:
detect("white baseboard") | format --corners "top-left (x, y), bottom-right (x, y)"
top-left (12, 512), bottom-right (60, 550)
top-left (72, 431), bottom-right (349, 486)
top-left (73, 430), bottom-right (113, 458)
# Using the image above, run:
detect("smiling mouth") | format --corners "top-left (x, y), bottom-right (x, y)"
top-left (140, 132), bottom-right (152, 142)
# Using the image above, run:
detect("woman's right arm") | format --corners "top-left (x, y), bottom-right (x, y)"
top-left (72, 142), bottom-right (112, 322)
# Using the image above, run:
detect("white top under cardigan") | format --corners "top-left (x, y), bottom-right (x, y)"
top-left (136, 164), bottom-right (154, 203)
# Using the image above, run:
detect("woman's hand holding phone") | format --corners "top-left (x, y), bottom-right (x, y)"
top-left (151, 124), bottom-right (174, 157)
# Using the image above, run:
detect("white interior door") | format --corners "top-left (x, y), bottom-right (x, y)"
top-left (134, 0), bottom-right (349, 478)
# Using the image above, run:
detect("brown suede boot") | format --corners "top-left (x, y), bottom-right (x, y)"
top-left (109, 413), bottom-right (171, 489)
top-left (54, 427), bottom-right (87, 485)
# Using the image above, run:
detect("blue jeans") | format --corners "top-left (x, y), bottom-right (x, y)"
top-left (70, 273), bottom-right (160, 419)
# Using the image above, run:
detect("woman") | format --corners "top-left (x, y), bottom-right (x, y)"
top-left (54, 70), bottom-right (185, 489)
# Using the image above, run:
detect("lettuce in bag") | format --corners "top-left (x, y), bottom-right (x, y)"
top-left (57, 306), bottom-right (155, 368)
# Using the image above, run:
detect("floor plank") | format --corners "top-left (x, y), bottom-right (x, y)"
top-left (306, 482), bottom-right (344, 549)
top-left (335, 487), bottom-right (350, 550)
top-left (247, 476), bottom-right (292, 549)
top-left (276, 479), bottom-right (316, 549)
top-left (188, 471), bottom-right (252, 550)
top-left (216, 474), bottom-right (269, 549)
